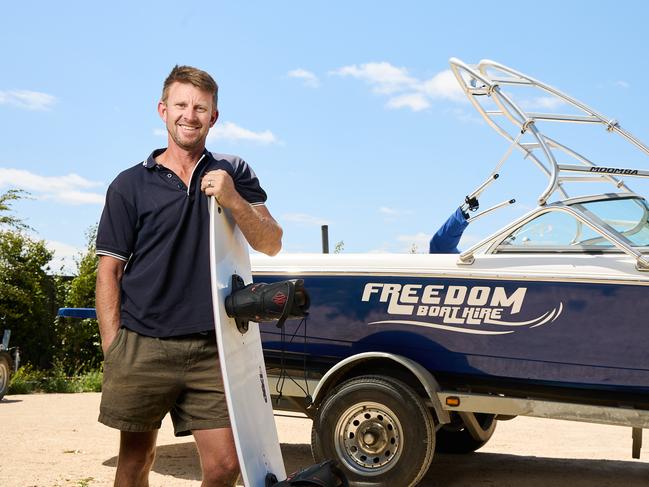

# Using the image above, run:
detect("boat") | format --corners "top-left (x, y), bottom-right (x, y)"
top-left (253, 58), bottom-right (649, 486)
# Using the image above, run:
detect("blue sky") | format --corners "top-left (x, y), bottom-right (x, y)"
top-left (1, 1), bottom-right (648, 272)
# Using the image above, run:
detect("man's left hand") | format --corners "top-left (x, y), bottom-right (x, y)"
top-left (200, 169), bottom-right (283, 256)
top-left (201, 170), bottom-right (241, 209)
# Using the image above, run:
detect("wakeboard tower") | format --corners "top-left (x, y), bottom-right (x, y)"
top-left (449, 58), bottom-right (649, 203)
top-left (448, 58), bottom-right (649, 270)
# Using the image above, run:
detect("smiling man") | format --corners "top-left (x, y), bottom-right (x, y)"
top-left (95, 65), bottom-right (282, 487)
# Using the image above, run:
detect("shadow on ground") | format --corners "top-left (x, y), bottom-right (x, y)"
top-left (0, 398), bottom-right (22, 404)
top-left (423, 452), bottom-right (649, 487)
top-left (102, 443), bottom-right (648, 485)
top-left (103, 442), bottom-right (312, 481)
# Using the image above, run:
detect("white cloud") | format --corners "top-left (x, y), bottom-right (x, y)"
top-left (614, 80), bottom-right (630, 89)
top-left (330, 62), bottom-right (416, 95)
top-left (0, 90), bottom-right (57, 111)
top-left (419, 69), bottom-right (465, 102)
top-left (288, 68), bottom-right (320, 88)
top-left (46, 240), bottom-right (83, 275)
top-left (282, 213), bottom-right (330, 226)
top-left (331, 63), bottom-right (465, 112)
top-left (397, 232), bottom-right (431, 253)
top-left (155, 123), bottom-right (278, 145)
top-left (209, 121), bottom-right (277, 144)
top-left (379, 206), bottom-right (414, 218)
top-left (0, 168), bottom-right (104, 205)
top-left (386, 93), bottom-right (430, 112)
top-left (379, 206), bottom-right (400, 216)
top-left (43, 190), bottom-right (105, 205)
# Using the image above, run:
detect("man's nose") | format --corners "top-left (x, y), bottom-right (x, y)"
top-left (182, 108), bottom-right (199, 120)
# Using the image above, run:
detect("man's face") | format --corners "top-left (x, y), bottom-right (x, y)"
top-left (158, 82), bottom-right (218, 152)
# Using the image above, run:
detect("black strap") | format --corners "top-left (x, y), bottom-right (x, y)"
top-left (275, 280), bottom-right (296, 329)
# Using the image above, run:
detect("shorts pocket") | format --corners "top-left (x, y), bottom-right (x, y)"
top-left (104, 327), bottom-right (127, 361)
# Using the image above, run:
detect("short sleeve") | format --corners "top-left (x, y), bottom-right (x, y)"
top-left (96, 183), bottom-right (138, 261)
top-left (231, 158), bottom-right (268, 206)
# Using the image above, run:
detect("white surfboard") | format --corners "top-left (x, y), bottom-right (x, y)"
top-left (208, 196), bottom-right (286, 486)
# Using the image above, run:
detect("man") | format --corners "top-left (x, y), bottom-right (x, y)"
top-left (95, 65), bottom-right (282, 487)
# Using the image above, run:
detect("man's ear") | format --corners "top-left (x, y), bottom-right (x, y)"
top-left (210, 109), bottom-right (219, 127)
top-left (158, 101), bottom-right (167, 122)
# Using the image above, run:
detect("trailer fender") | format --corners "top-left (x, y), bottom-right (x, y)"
top-left (311, 351), bottom-right (451, 424)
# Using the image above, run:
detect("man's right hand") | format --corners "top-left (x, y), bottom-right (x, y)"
top-left (96, 255), bottom-right (126, 358)
top-left (101, 329), bottom-right (120, 356)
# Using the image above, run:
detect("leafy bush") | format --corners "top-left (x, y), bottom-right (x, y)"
top-left (52, 317), bottom-right (101, 374)
top-left (8, 363), bottom-right (103, 394)
top-left (7, 364), bottom-right (46, 394)
top-left (52, 225), bottom-right (101, 374)
top-left (0, 230), bottom-right (64, 368)
top-left (76, 369), bottom-right (102, 392)
top-left (41, 360), bottom-right (79, 393)
top-left (0, 189), bottom-right (102, 378)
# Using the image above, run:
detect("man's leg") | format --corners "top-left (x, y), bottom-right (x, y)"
top-left (193, 427), bottom-right (240, 487)
top-left (114, 430), bottom-right (158, 487)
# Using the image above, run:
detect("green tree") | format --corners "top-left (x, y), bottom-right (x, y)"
top-left (66, 225), bottom-right (98, 307)
top-left (0, 189), bottom-right (68, 369)
top-left (53, 225), bottom-right (101, 372)
top-left (0, 229), bottom-right (59, 367)
top-left (0, 189), bottom-right (30, 231)
top-left (0, 189), bottom-right (61, 367)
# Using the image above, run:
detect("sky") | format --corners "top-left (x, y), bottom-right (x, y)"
top-left (1, 1), bottom-right (649, 273)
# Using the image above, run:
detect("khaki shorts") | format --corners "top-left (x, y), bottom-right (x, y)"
top-left (99, 327), bottom-right (230, 436)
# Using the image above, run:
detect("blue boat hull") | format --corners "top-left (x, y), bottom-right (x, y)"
top-left (258, 274), bottom-right (649, 399)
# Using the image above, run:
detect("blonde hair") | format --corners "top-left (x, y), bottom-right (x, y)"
top-left (162, 65), bottom-right (218, 108)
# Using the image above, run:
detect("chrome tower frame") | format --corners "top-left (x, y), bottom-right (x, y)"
top-left (449, 58), bottom-right (649, 206)
top-left (449, 59), bottom-right (649, 270)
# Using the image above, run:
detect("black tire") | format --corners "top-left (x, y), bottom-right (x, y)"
top-left (0, 353), bottom-right (11, 401)
top-left (311, 375), bottom-right (434, 487)
top-left (435, 412), bottom-right (496, 454)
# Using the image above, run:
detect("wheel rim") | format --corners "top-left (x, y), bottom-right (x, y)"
top-left (334, 401), bottom-right (403, 476)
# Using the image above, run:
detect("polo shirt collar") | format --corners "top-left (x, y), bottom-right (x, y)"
top-left (142, 148), bottom-right (211, 169)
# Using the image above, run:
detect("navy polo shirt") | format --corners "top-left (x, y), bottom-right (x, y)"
top-left (96, 148), bottom-right (267, 337)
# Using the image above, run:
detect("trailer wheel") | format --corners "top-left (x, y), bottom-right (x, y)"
top-left (311, 375), bottom-right (434, 487)
top-left (0, 353), bottom-right (11, 401)
top-left (435, 412), bottom-right (496, 454)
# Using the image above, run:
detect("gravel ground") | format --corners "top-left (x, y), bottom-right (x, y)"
top-left (0, 393), bottom-right (647, 486)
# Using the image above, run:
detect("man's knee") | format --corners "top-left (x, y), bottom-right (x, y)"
top-left (201, 454), bottom-right (240, 486)
top-left (117, 431), bottom-right (158, 473)
top-left (119, 446), bottom-right (156, 470)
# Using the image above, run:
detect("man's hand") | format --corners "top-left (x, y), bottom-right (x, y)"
top-left (101, 330), bottom-right (120, 356)
top-left (200, 169), bottom-right (283, 256)
top-left (201, 170), bottom-right (241, 209)
top-left (96, 255), bottom-right (126, 356)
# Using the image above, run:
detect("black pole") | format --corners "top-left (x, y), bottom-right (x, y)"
top-left (321, 225), bottom-right (329, 254)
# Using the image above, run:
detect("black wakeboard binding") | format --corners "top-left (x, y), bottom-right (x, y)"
top-left (225, 275), bottom-right (310, 333)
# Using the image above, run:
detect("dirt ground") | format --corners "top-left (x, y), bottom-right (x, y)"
top-left (0, 393), bottom-right (647, 487)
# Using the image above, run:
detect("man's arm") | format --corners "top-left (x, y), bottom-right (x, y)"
top-left (96, 255), bottom-right (126, 355)
top-left (201, 170), bottom-right (283, 256)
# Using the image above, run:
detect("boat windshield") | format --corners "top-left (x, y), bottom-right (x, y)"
top-left (498, 197), bottom-right (649, 249)
top-left (574, 197), bottom-right (649, 247)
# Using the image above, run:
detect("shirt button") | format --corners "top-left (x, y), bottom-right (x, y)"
top-left (167, 174), bottom-right (172, 178)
